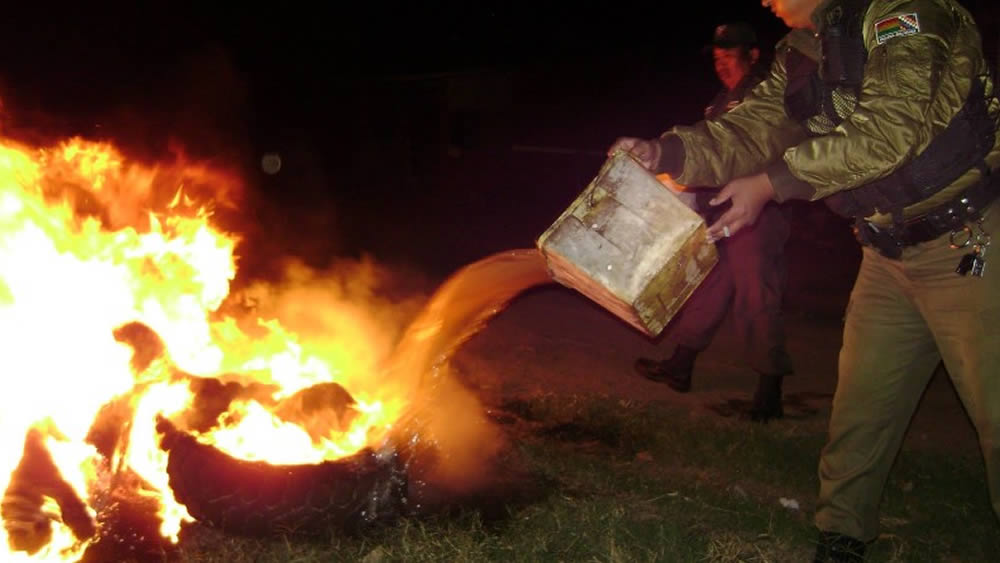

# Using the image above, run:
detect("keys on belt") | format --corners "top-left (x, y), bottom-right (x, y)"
top-left (952, 219), bottom-right (990, 277)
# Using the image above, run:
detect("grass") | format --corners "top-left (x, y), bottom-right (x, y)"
top-left (168, 394), bottom-right (997, 562)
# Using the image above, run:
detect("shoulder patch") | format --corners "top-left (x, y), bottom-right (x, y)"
top-left (874, 13), bottom-right (921, 45)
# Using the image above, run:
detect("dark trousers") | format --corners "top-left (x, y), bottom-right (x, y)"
top-left (663, 201), bottom-right (793, 375)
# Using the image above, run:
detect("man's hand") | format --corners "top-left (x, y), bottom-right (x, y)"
top-left (705, 172), bottom-right (776, 242)
top-left (608, 137), bottom-right (661, 171)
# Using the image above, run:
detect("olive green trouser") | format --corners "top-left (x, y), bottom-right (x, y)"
top-left (814, 201), bottom-right (1000, 541)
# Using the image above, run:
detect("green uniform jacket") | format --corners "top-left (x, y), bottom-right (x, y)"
top-left (656, 0), bottom-right (1000, 226)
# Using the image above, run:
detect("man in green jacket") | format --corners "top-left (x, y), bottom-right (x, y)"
top-left (611, 0), bottom-right (1000, 561)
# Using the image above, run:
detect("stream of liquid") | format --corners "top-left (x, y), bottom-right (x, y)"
top-left (386, 247), bottom-right (553, 394)
top-left (383, 247), bottom-right (555, 501)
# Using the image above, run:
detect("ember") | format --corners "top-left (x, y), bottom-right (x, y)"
top-left (0, 123), bottom-right (553, 561)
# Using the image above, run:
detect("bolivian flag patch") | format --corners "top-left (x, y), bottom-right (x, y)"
top-left (874, 13), bottom-right (921, 44)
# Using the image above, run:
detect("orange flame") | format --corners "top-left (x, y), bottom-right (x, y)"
top-left (0, 133), bottom-right (416, 560)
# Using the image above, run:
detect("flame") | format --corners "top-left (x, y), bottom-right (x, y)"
top-left (0, 132), bottom-right (415, 560)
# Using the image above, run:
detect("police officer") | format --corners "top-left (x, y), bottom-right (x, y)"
top-left (611, 0), bottom-right (1000, 560)
top-left (633, 22), bottom-right (795, 424)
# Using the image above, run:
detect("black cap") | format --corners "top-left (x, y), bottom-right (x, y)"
top-left (709, 22), bottom-right (757, 48)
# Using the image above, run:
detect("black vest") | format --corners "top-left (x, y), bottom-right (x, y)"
top-left (782, 0), bottom-right (998, 222)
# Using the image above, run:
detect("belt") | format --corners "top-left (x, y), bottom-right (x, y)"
top-left (856, 168), bottom-right (1000, 258)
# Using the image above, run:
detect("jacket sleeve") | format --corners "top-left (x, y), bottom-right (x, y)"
top-left (772, 0), bottom-right (964, 201)
top-left (653, 35), bottom-right (809, 192)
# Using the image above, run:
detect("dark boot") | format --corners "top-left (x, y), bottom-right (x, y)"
top-left (633, 346), bottom-right (698, 392)
top-left (813, 531), bottom-right (866, 562)
top-left (747, 373), bottom-right (784, 423)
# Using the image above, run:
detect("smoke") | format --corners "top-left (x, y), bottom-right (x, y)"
top-left (0, 41), bottom-right (253, 240)
top-left (411, 370), bottom-right (510, 494)
top-left (217, 254), bottom-right (433, 394)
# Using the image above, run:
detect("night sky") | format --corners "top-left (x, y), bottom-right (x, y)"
top-left (0, 2), bottom-right (997, 276)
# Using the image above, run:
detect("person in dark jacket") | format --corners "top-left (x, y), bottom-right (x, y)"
top-left (633, 22), bottom-right (794, 424)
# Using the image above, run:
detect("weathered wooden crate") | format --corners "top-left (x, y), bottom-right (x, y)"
top-left (537, 151), bottom-right (718, 337)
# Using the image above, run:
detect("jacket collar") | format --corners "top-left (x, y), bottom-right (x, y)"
top-left (813, 0), bottom-right (873, 33)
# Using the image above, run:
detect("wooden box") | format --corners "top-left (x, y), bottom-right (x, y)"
top-left (537, 151), bottom-right (718, 337)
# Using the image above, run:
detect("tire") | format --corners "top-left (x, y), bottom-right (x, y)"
top-left (156, 417), bottom-right (407, 535)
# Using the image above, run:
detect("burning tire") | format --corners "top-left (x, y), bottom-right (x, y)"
top-left (156, 417), bottom-right (407, 536)
top-left (1, 429), bottom-right (96, 554)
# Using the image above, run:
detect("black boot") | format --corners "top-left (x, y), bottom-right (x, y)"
top-left (633, 346), bottom-right (698, 392)
top-left (813, 531), bottom-right (866, 562)
top-left (747, 373), bottom-right (784, 423)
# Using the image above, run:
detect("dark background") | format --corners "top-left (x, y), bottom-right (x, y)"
top-left (0, 1), bottom-right (996, 281)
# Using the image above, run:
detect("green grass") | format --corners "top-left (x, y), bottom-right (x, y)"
top-left (170, 394), bottom-right (998, 562)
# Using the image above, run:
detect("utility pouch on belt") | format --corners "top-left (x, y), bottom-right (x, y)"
top-left (854, 221), bottom-right (903, 258)
top-left (855, 170), bottom-right (1000, 259)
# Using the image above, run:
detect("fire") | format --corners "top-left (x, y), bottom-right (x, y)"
top-left (0, 131), bottom-right (413, 560)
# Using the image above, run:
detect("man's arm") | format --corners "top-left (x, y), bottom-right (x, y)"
top-left (772, 0), bottom-right (966, 202)
top-left (654, 35), bottom-right (808, 190)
